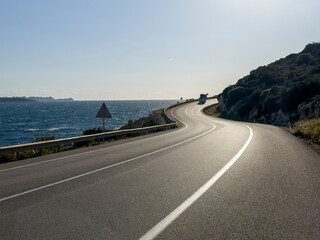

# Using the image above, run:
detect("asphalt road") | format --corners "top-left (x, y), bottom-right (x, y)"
top-left (0, 100), bottom-right (319, 239)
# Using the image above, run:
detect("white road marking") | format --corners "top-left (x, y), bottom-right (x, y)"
top-left (139, 125), bottom-right (253, 240)
top-left (0, 106), bottom-right (216, 202)
top-left (0, 106), bottom-right (190, 173)
top-left (170, 107), bottom-right (189, 128)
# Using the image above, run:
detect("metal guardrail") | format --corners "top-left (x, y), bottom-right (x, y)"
top-left (0, 97), bottom-right (218, 159)
top-left (0, 123), bottom-right (177, 158)
top-left (162, 108), bottom-right (175, 124)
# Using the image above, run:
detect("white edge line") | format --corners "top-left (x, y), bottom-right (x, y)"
top-left (171, 107), bottom-right (189, 128)
top-left (0, 105), bottom-right (191, 173)
top-left (0, 113), bottom-right (215, 203)
top-left (139, 125), bottom-right (253, 240)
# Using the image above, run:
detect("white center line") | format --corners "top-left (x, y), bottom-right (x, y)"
top-left (139, 125), bottom-right (253, 240)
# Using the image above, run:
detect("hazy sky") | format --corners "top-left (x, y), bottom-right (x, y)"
top-left (1, 0), bottom-right (319, 100)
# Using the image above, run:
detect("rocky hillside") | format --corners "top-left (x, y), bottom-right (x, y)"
top-left (217, 42), bottom-right (320, 125)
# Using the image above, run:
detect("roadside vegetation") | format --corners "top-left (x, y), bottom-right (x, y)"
top-left (293, 118), bottom-right (320, 145)
top-left (204, 104), bottom-right (320, 151)
top-left (203, 104), bottom-right (220, 117)
top-left (0, 145), bottom-right (74, 164)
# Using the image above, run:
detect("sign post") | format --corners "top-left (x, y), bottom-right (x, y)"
top-left (96, 103), bottom-right (112, 131)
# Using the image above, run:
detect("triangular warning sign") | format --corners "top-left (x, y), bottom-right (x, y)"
top-left (96, 103), bottom-right (112, 118)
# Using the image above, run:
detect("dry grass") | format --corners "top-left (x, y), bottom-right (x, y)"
top-left (203, 104), bottom-right (220, 117)
top-left (293, 118), bottom-right (320, 145)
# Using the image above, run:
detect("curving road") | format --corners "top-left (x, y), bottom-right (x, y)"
top-left (0, 100), bottom-right (319, 239)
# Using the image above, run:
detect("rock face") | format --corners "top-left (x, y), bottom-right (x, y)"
top-left (217, 42), bottom-right (320, 125)
top-left (298, 95), bottom-right (320, 119)
top-left (120, 109), bottom-right (167, 129)
top-left (270, 110), bottom-right (290, 125)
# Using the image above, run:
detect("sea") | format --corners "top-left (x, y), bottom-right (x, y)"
top-left (0, 100), bottom-right (177, 147)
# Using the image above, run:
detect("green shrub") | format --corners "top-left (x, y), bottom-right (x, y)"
top-left (226, 86), bottom-right (246, 107)
top-left (83, 128), bottom-right (104, 135)
top-left (296, 53), bottom-right (314, 65)
top-left (0, 153), bottom-right (16, 163)
top-left (142, 120), bottom-right (156, 127)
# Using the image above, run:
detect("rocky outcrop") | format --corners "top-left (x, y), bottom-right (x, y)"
top-left (270, 110), bottom-right (290, 125)
top-left (298, 95), bottom-right (320, 119)
top-left (120, 109), bottom-right (167, 129)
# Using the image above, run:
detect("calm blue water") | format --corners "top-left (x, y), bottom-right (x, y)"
top-left (0, 100), bottom-right (177, 147)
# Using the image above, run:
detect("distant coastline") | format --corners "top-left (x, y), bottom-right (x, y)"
top-left (0, 97), bottom-right (74, 102)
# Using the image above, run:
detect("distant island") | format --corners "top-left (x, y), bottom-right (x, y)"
top-left (0, 97), bottom-right (36, 103)
top-left (27, 96), bottom-right (74, 102)
top-left (0, 96), bottom-right (74, 102)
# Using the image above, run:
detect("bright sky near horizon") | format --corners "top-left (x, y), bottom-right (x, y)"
top-left (1, 0), bottom-right (320, 100)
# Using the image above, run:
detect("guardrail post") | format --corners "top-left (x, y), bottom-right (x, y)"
top-left (16, 152), bottom-right (20, 160)
top-left (58, 145), bottom-right (61, 152)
